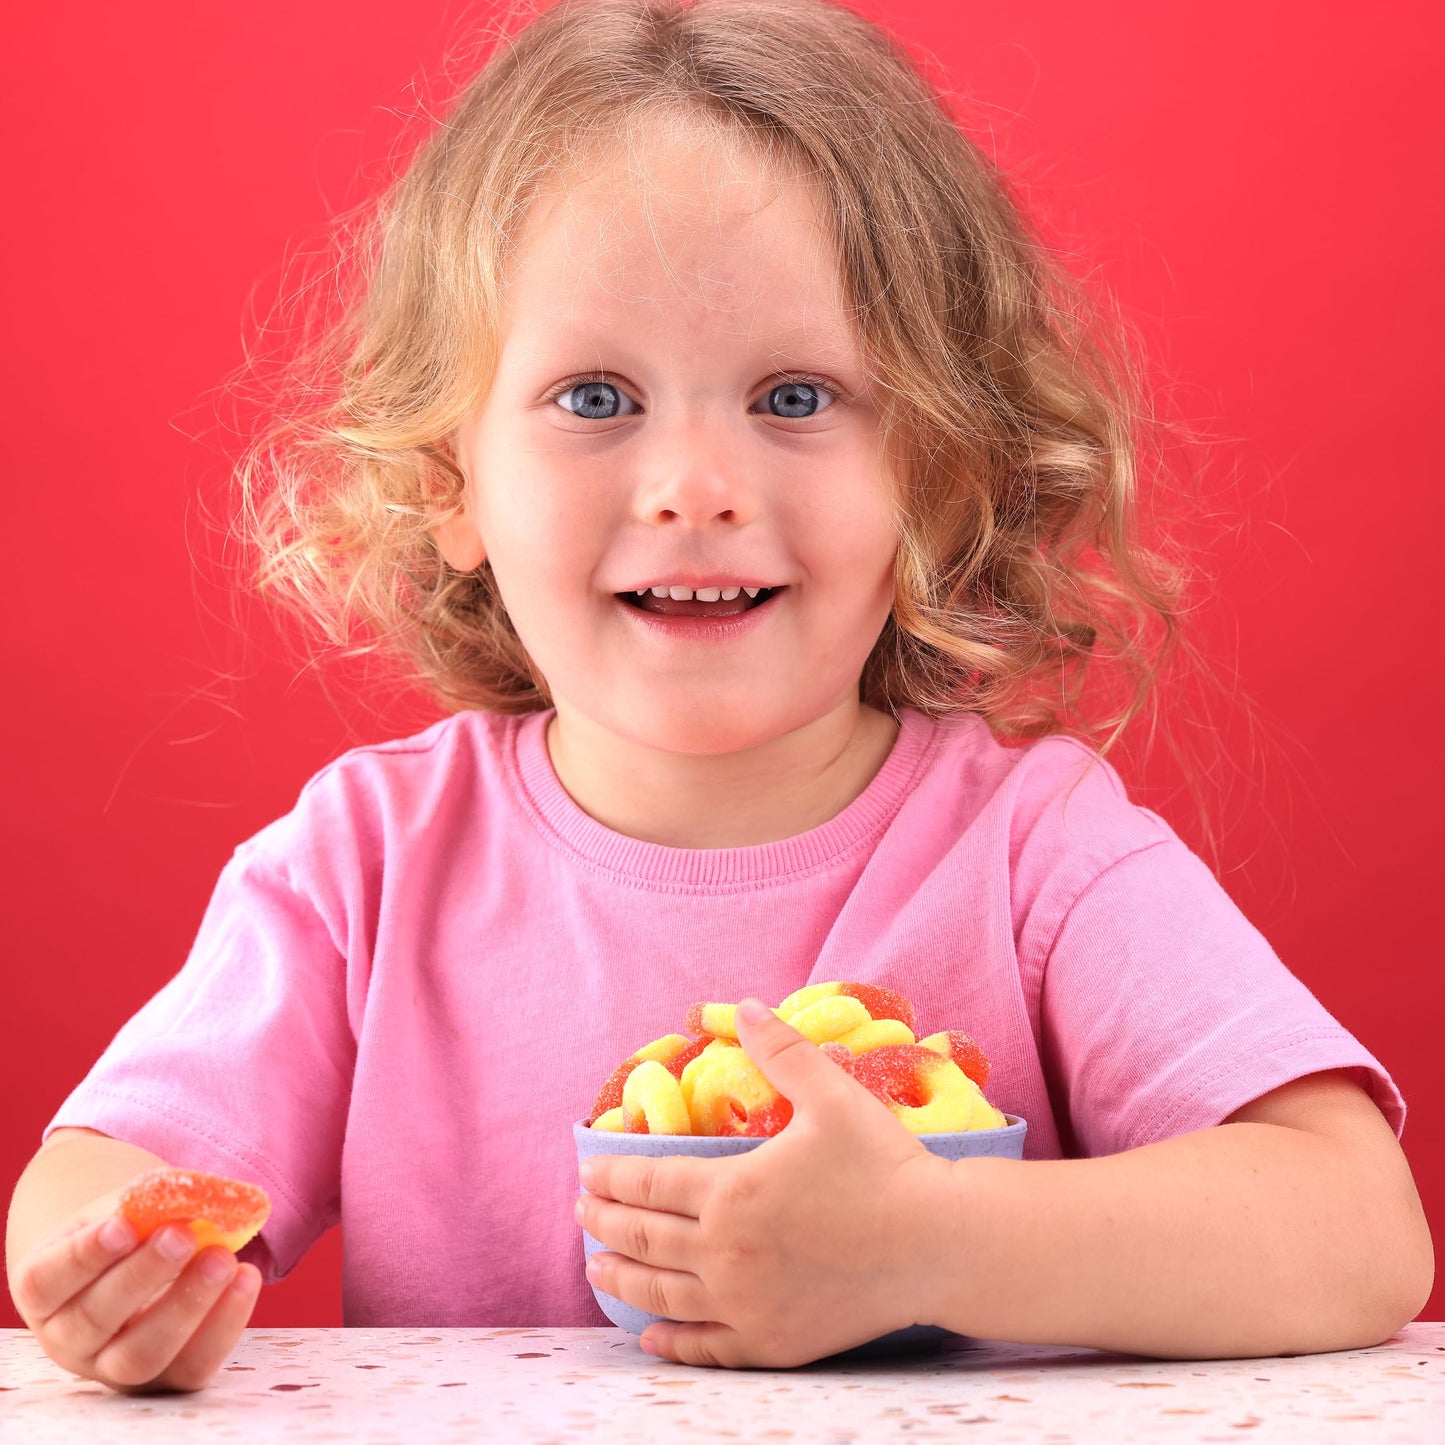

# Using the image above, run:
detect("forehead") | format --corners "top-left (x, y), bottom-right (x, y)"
top-left (500, 124), bottom-right (860, 363)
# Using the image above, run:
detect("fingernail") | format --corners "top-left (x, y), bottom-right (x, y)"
top-left (98, 1217), bottom-right (136, 1255)
top-left (231, 1266), bottom-right (261, 1299)
top-left (578, 1160), bottom-right (595, 1187)
top-left (157, 1225), bottom-right (196, 1261)
top-left (738, 997), bottom-right (769, 1023)
top-left (574, 1197), bottom-right (586, 1223)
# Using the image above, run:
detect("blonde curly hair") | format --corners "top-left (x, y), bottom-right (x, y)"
top-left (234, 0), bottom-right (1233, 867)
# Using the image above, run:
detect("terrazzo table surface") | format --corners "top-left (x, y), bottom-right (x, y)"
top-left (3, 1323), bottom-right (1442, 1442)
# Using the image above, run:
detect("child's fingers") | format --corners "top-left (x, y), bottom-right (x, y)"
top-left (79, 1244), bottom-right (240, 1392)
top-left (32, 1222), bottom-right (202, 1368)
top-left (11, 1212), bottom-right (140, 1325)
top-left (102, 1258), bottom-right (262, 1395)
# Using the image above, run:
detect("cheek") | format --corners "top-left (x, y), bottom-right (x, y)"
top-left (819, 490), bottom-right (898, 593)
top-left (840, 507), bottom-right (899, 632)
top-left (470, 474), bottom-right (611, 655)
top-left (473, 464), bottom-right (598, 586)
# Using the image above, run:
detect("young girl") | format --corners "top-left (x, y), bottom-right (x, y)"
top-left (7, 0), bottom-right (1431, 1390)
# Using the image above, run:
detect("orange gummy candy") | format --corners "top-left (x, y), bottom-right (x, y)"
top-left (777, 981), bottom-right (917, 1033)
top-left (589, 1036), bottom-right (709, 1124)
top-left (927, 1030), bottom-right (991, 1090)
top-left (117, 1167), bottom-right (271, 1254)
top-left (835, 983), bottom-right (916, 1033)
top-left (739, 1097), bottom-right (794, 1136)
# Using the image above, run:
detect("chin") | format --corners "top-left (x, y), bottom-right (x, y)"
top-left (605, 702), bottom-right (801, 758)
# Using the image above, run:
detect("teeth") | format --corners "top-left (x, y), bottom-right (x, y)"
top-left (635, 584), bottom-right (770, 600)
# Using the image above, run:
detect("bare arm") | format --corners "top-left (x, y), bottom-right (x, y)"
top-left (6, 1128), bottom-right (168, 1280)
top-left (574, 1013), bottom-right (1436, 1369)
top-left (915, 1071), bottom-right (1435, 1358)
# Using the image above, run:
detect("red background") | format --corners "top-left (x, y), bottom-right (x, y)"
top-left (3, 0), bottom-right (1441, 1331)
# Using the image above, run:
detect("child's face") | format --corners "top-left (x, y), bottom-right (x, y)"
top-left (439, 126), bottom-right (898, 756)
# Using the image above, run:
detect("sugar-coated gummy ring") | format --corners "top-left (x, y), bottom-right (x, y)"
top-left (589, 1034), bottom-right (709, 1123)
top-left (684, 1001), bottom-right (744, 1040)
top-left (848, 1044), bottom-right (1003, 1134)
top-left (117, 1167), bottom-right (271, 1254)
top-left (620, 1060), bottom-right (692, 1134)
top-left (679, 1045), bottom-right (793, 1136)
top-left (776, 981), bottom-right (917, 1034)
top-left (918, 1029), bottom-right (991, 1089)
top-left (785, 995), bottom-right (871, 1043)
top-left (835, 1017), bottom-right (916, 1054)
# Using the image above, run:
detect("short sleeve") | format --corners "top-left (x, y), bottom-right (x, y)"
top-left (1038, 837), bottom-right (1406, 1157)
top-left (43, 839), bottom-right (355, 1282)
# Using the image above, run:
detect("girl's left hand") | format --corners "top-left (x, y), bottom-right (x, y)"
top-left (574, 998), bottom-right (954, 1367)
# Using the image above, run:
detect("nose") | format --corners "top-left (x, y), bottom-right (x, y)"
top-left (630, 415), bottom-right (761, 528)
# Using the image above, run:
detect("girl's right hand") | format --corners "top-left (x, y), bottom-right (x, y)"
top-left (9, 1189), bottom-right (263, 1393)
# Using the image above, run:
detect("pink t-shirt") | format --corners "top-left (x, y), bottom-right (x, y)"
top-left (44, 706), bottom-right (1405, 1326)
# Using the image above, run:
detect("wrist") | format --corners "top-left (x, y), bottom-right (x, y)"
top-left (904, 1151), bottom-right (1011, 1334)
top-left (890, 1149), bottom-right (974, 1332)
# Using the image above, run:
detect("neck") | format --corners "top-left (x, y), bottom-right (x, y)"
top-left (544, 700), bottom-right (901, 849)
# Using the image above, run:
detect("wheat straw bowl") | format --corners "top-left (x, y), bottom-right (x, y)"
top-left (574, 1113), bottom-right (1027, 1357)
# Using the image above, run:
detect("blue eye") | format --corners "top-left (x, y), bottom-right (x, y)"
top-left (765, 381), bottom-right (828, 419)
top-left (549, 374), bottom-right (839, 420)
top-left (554, 379), bottom-right (635, 420)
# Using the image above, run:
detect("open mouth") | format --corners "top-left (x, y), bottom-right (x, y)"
top-left (618, 586), bottom-right (785, 619)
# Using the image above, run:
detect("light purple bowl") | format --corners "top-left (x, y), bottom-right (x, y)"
top-left (574, 1113), bottom-right (1027, 1357)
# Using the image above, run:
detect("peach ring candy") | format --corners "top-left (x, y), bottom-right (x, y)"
top-left (777, 982), bottom-right (917, 1033)
top-left (589, 1033), bottom-right (708, 1123)
top-left (784, 995), bottom-right (872, 1044)
top-left (621, 1060), bottom-right (692, 1135)
top-left (699, 1036), bottom-right (741, 1055)
top-left (917, 1030), bottom-right (992, 1089)
top-left (680, 1044), bottom-right (793, 1136)
top-left (834, 1018), bottom-right (916, 1054)
top-left (849, 1044), bottom-right (1005, 1133)
top-left (117, 1167), bottom-right (271, 1253)
top-left (683, 1001), bottom-right (770, 1041)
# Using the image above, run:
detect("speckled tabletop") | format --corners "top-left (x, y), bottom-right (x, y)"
top-left (2, 1323), bottom-right (1441, 1442)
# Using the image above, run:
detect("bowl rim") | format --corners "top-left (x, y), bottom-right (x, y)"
top-left (573, 1112), bottom-right (1026, 1138)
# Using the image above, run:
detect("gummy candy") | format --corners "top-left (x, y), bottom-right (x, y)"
top-left (918, 1030), bottom-right (991, 1090)
top-left (669, 1036), bottom-right (711, 1073)
top-left (117, 1167), bottom-right (271, 1253)
top-left (738, 1097), bottom-right (794, 1136)
top-left (777, 982), bottom-right (916, 1033)
top-left (621, 1060), bottom-right (692, 1134)
top-left (584, 984), bottom-right (1002, 1137)
top-left (636, 1034), bottom-right (704, 1068)
top-left (835, 1018), bottom-right (915, 1054)
top-left (785, 995), bottom-right (872, 1043)
top-left (589, 1034), bottom-right (709, 1123)
top-left (849, 1044), bottom-right (1005, 1133)
top-left (683, 1001), bottom-right (761, 1040)
top-left (680, 1044), bottom-right (793, 1136)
